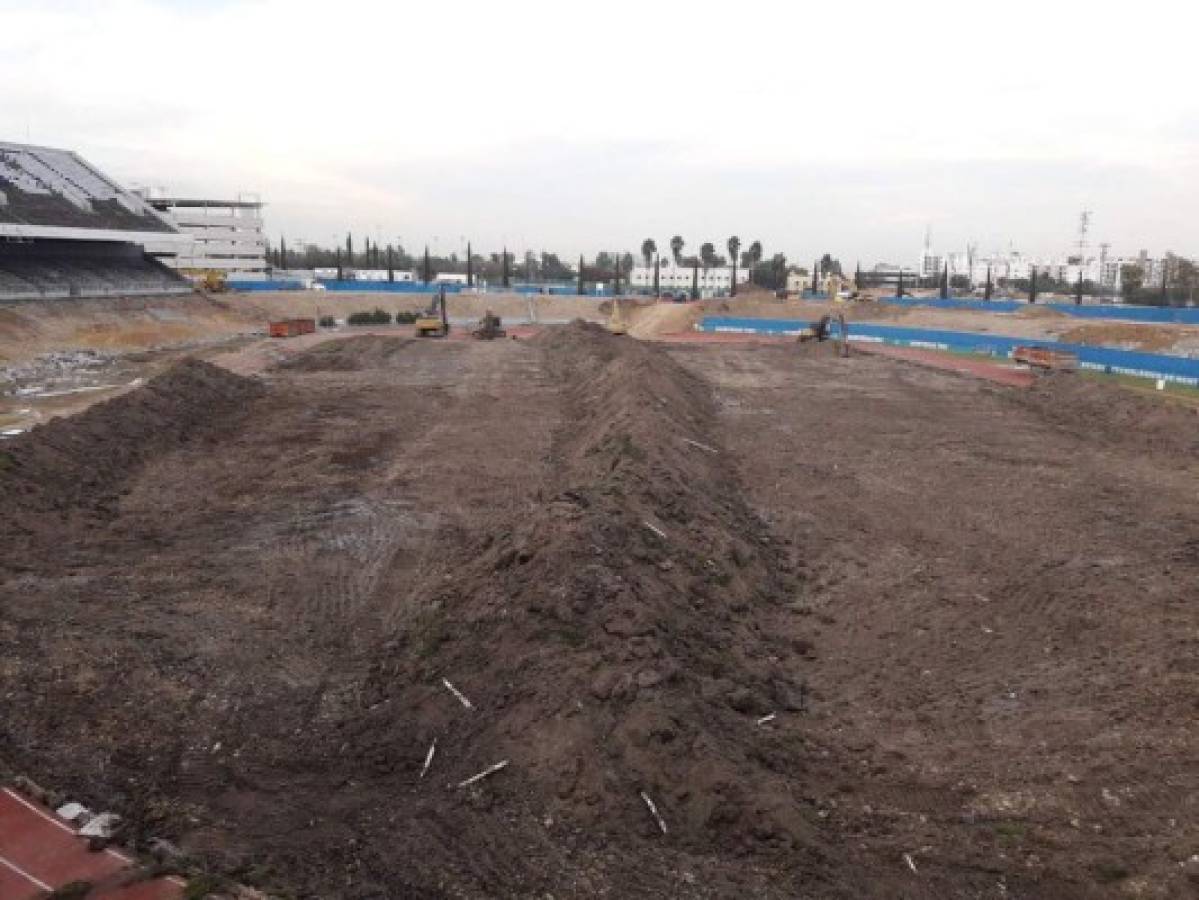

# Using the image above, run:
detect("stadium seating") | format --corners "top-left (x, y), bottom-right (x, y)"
top-left (0, 240), bottom-right (191, 299)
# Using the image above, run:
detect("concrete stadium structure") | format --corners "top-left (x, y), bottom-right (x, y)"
top-left (0, 141), bottom-right (190, 299)
top-left (136, 191), bottom-right (268, 281)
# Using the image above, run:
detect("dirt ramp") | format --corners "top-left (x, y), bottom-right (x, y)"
top-left (1, 359), bottom-right (263, 558)
top-left (336, 323), bottom-right (829, 893)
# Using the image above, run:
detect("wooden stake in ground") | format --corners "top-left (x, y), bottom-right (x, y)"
top-left (682, 437), bottom-right (718, 454)
top-left (419, 739), bottom-right (437, 780)
top-left (640, 791), bottom-right (668, 835)
top-left (456, 760), bottom-right (509, 789)
top-left (442, 678), bottom-right (473, 710)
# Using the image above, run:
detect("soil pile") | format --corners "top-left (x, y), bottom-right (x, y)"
top-left (1019, 371), bottom-right (1199, 458)
top-left (627, 301), bottom-right (702, 338)
top-left (273, 334), bottom-right (413, 372)
top-left (1058, 322), bottom-right (1196, 352)
top-left (0, 359), bottom-right (262, 560)
top-left (322, 323), bottom-right (831, 894)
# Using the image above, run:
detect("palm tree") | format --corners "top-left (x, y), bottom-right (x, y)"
top-left (670, 235), bottom-right (684, 265)
top-left (641, 238), bottom-right (657, 269)
top-left (727, 236), bottom-right (741, 297)
top-left (653, 254), bottom-right (660, 298)
top-left (746, 240), bottom-right (763, 286)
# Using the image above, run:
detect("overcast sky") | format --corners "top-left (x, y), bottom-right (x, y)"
top-left (2, 0), bottom-right (1196, 264)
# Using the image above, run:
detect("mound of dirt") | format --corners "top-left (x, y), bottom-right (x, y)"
top-left (316, 323), bottom-right (828, 891)
top-left (0, 359), bottom-right (263, 558)
top-left (1058, 322), bottom-right (1195, 353)
top-left (1016, 304), bottom-right (1068, 318)
top-left (1017, 371), bottom-right (1199, 458)
top-left (273, 334), bottom-right (414, 371)
top-left (627, 301), bottom-right (702, 338)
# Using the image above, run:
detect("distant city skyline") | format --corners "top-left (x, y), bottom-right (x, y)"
top-left (2, 0), bottom-right (1196, 264)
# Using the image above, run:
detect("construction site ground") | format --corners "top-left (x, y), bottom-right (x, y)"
top-left (2, 322), bottom-right (1197, 899)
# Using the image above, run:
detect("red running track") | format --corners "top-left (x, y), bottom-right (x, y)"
top-left (0, 788), bottom-right (183, 899)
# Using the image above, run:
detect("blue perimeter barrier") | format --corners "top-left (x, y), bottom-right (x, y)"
top-left (876, 296), bottom-right (1199, 325)
top-left (227, 279), bottom-right (307, 291)
top-left (701, 316), bottom-right (1199, 387)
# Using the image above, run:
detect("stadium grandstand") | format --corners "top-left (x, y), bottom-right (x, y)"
top-left (0, 141), bottom-right (191, 299)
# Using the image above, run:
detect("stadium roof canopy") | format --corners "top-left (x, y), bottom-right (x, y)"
top-left (0, 141), bottom-right (183, 243)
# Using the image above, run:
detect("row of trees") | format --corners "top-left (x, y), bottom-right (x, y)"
top-left (265, 232), bottom-right (800, 292)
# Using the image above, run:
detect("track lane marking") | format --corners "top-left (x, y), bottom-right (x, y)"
top-left (0, 851), bottom-right (53, 892)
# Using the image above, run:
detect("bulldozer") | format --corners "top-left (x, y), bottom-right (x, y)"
top-left (415, 286), bottom-right (451, 338)
top-left (471, 310), bottom-right (507, 340)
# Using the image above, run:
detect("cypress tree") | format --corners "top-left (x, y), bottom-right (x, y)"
top-left (502, 248), bottom-right (510, 288)
top-left (387, 245), bottom-right (394, 282)
top-left (854, 262), bottom-right (862, 290)
top-left (1075, 269), bottom-right (1084, 306)
top-left (347, 233), bottom-right (353, 267)
top-left (897, 268), bottom-right (904, 299)
top-left (423, 246), bottom-right (432, 284)
top-left (940, 263), bottom-right (949, 299)
top-left (466, 242), bottom-right (473, 287)
top-left (984, 266), bottom-right (993, 301)
top-left (1029, 268), bottom-right (1038, 304)
top-left (614, 255), bottom-right (622, 295)
top-left (1161, 265), bottom-right (1168, 304)
top-left (812, 259), bottom-right (819, 294)
top-left (280, 236), bottom-right (288, 270)
top-left (691, 261), bottom-right (699, 301)
top-left (577, 254), bottom-right (585, 295)
top-left (336, 247), bottom-right (343, 281)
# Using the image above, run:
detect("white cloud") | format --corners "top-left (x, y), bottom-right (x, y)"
top-left (0, 0), bottom-right (1196, 262)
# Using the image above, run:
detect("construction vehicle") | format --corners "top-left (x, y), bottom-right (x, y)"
top-left (415, 286), bottom-right (451, 337)
top-left (183, 269), bottom-right (227, 293)
top-left (607, 298), bottom-right (628, 335)
top-left (797, 312), bottom-right (850, 357)
top-left (1012, 346), bottom-right (1078, 371)
top-left (471, 310), bottom-right (507, 340)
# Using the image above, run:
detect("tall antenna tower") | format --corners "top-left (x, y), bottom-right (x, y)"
top-left (1077, 210), bottom-right (1092, 261)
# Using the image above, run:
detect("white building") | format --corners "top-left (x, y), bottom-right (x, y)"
top-left (135, 190), bottom-right (268, 280)
top-left (629, 258), bottom-right (748, 297)
top-left (347, 268), bottom-right (415, 282)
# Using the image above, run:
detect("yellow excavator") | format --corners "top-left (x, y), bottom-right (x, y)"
top-left (183, 269), bottom-right (227, 293)
top-left (415, 286), bottom-right (451, 337)
top-left (797, 312), bottom-right (850, 357)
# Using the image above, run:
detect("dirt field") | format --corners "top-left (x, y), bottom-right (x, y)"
top-left (2, 323), bottom-right (1198, 898)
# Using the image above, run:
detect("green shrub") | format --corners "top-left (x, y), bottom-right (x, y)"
top-left (347, 309), bottom-right (392, 326)
top-left (394, 310), bottom-right (419, 324)
top-left (318, 315), bottom-right (337, 327)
